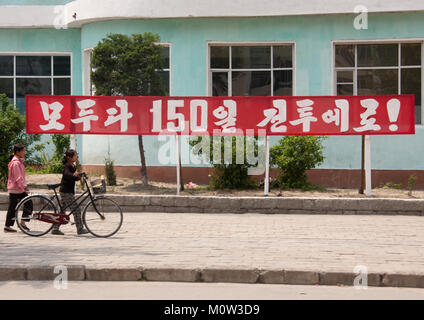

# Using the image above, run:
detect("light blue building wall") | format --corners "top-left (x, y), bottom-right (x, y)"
top-left (79, 13), bottom-right (424, 170)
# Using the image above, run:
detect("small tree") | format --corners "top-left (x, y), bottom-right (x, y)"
top-left (270, 136), bottom-right (326, 190)
top-left (91, 33), bottom-right (167, 186)
top-left (51, 134), bottom-right (70, 160)
top-left (0, 94), bottom-right (41, 189)
top-left (104, 156), bottom-right (117, 186)
top-left (104, 145), bottom-right (116, 186)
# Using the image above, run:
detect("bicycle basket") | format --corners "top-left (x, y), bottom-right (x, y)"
top-left (90, 178), bottom-right (106, 194)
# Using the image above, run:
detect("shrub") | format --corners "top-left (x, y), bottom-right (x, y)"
top-left (189, 135), bottom-right (260, 189)
top-left (46, 158), bottom-right (64, 174)
top-left (270, 136), bottom-right (326, 190)
top-left (105, 156), bottom-right (117, 186)
top-left (380, 181), bottom-right (402, 189)
top-left (408, 174), bottom-right (417, 196)
top-left (210, 163), bottom-right (258, 190)
top-left (40, 134), bottom-right (70, 174)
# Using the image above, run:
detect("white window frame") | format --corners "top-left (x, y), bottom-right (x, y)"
top-left (332, 39), bottom-right (424, 126)
top-left (83, 43), bottom-right (172, 96)
top-left (83, 47), bottom-right (94, 96)
top-left (0, 51), bottom-right (73, 109)
top-left (206, 41), bottom-right (296, 97)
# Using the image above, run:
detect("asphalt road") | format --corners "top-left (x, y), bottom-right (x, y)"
top-left (1, 281), bottom-right (424, 300)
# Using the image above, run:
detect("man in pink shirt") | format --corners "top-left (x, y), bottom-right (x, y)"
top-left (4, 144), bottom-right (32, 233)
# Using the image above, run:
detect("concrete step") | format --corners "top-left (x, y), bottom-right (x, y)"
top-left (2, 192), bottom-right (424, 216)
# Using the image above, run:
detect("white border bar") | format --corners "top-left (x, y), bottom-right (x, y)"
top-left (2, 1), bottom-right (424, 28)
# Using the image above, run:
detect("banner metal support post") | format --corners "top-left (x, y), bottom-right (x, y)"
top-left (264, 135), bottom-right (270, 196)
top-left (364, 135), bottom-right (372, 197)
top-left (176, 135), bottom-right (181, 195)
top-left (359, 135), bottom-right (365, 194)
top-left (70, 134), bottom-right (76, 150)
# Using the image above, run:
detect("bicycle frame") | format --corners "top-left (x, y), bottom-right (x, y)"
top-left (39, 174), bottom-right (105, 223)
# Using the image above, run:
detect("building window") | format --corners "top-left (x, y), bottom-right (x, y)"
top-left (0, 54), bottom-right (71, 113)
top-left (157, 46), bottom-right (170, 95)
top-left (335, 43), bottom-right (422, 124)
top-left (209, 44), bottom-right (294, 96)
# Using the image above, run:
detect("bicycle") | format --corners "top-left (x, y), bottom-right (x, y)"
top-left (14, 172), bottom-right (123, 237)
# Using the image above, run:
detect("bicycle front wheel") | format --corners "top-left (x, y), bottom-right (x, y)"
top-left (82, 196), bottom-right (123, 237)
top-left (15, 195), bottom-right (56, 237)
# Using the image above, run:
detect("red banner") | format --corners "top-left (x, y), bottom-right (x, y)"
top-left (25, 94), bottom-right (415, 135)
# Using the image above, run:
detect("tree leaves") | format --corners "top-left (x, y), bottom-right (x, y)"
top-left (91, 33), bottom-right (166, 97)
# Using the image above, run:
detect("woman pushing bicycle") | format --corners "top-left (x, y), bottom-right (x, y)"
top-left (51, 149), bottom-right (89, 235)
top-left (4, 144), bottom-right (32, 233)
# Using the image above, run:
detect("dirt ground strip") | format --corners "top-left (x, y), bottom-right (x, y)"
top-left (25, 173), bottom-right (424, 199)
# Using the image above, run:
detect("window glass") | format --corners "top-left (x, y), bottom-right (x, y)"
top-left (211, 46), bottom-right (229, 69)
top-left (357, 69), bottom-right (398, 95)
top-left (232, 46), bottom-right (271, 69)
top-left (357, 44), bottom-right (398, 67)
top-left (212, 72), bottom-right (228, 96)
top-left (401, 43), bottom-right (421, 66)
top-left (337, 43), bottom-right (422, 124)
top-left (211, 45), bottom-right (293, 96)
top-left (401, 68), bottom-right (421, 124)
top-left (4, 55), bottom-right (71, 114)
top-left (54, 78), bottom-right (71, 95)
top-left (16, 78), bottom-right (52, 96)
top-left (335, 45), bottom-right (355, 68)
top-left (16, 78), bottom-right (52, 113)
top-left (0, 56), bottom-right (13, 76)
top-left (337, 71), bottom-right (354, 83)
top-left (160, 47), bottom-right (170, 69)
top-left (273, 46), bottom-right (292, 68)
top-left (337, 84), bottom-right (354, 96)
top-left (273, 70), bottom-right (292, 96)
top-left (54, 56), bottom-right (71, 76)
top-left (232, 71), bottom-right (271, 96)
top-left (16, 56), bottom-right (51, 76)
top-left (0, 78), bottom-right (13, 98)
top-left (155, 47), bottom-right (170, 95)
top-left (157, 71), bottom-right (170, 95)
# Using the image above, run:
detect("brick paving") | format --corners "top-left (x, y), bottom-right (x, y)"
top-left (1, 211), bottom-right (424, 275)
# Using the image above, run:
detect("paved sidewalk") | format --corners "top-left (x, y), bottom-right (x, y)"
top-left (1, 211), bottom-right (424, 287)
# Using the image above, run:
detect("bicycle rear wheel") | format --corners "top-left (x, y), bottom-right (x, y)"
top-left (82, 196), bottom-right (123, 237)
top-left (15, 195), bottom-right (56, 236)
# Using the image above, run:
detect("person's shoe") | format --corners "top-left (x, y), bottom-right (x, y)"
top-left (51, 229), bottom-right (65, 235)
top-left (20, 224), bottom-right (30, 232)
top-left (4, 227), bottom-right (17, 233)
top-left (77, 228), bottom-right (89, 235)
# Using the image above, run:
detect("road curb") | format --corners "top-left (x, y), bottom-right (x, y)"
top-left (1, 266), bottom-right (424, 289)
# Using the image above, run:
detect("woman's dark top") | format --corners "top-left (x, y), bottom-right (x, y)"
top-left (59, 163), bottom-right (80, 194)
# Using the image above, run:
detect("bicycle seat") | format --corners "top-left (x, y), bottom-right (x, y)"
top-left (47, 183), bottom-right (61, 190)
